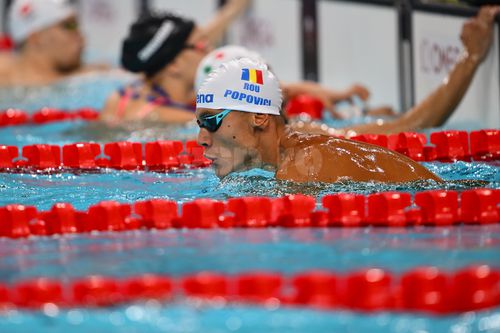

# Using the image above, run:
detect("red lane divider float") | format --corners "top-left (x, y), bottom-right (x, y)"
top-left (0, 105), bottom-right (498, 164)
top-left (351, 129), bottom-right (500, 162)
top-left (0, 108), bottom-right (99, 127)
top-left (285, 94), bottom-right (324, 120)
top-left (0, 266), bottom-right (498, 314)
top-left (0, 189), bottom-right (498, 239)
top-left (0, 130), bottom-right (496, 172)
top-left (0, 130), bottom-right (496, 173)
top-left (0, 140), bottom-right (211, 171)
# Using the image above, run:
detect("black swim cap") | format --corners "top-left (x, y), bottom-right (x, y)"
top-left (121, 13), bottom-right (195, 77)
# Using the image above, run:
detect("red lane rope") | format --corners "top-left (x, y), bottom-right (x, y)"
top-left (0, 130), bottom-right (498, 173)
top-left (0, 189), bottom-right (498, 239)
top-left (0, 108), bottom-right (99, 126)
top-left (0, 106), bottom-right (498, 164)
top-left (0, 140), bottom-right (211, 171)
top-left (0, 266), bottom-right (498, 314)
top-left (350, 129), bottom-right (499, 162)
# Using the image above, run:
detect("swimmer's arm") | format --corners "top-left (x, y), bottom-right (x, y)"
top-left (99, 91), bottom-right (120, 124)
top-left (202, 0), bottom-right (251, 45)
top-left (399, 54), bottom-right (481, 129)
top-left (343, 54), bottom-right (481, 136)
top-left (343, 7), bottom-right (499, 137)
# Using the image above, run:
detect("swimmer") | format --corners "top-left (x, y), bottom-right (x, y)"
top-left (100, 0), bottom-right (250, 124)
top-left (0, 0), bottom-right (107, 87)
top-left (195, 58), bottom-right (442, 183)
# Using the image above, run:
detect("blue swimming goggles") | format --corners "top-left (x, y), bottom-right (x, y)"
top-left (197, 109), bottom-right (232, 133)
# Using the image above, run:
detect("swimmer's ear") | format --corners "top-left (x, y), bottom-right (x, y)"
top-left (251, 113), bottom-right (270, 130)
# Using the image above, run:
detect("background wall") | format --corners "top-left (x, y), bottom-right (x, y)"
top-left (226, 0), bottom-right (302, 83)
top-left (0, 2), bottom-right (4, 34)
top-left (318, 0), bottom-right (400, 111)
top-left (412, 11), bottom-right (500, 128)
top-left (78, 0), bottom-right (138, 65)
top-left (150, 0), bottom-right (218, 27)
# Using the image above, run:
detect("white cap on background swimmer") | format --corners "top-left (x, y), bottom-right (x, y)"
top-left (8, 0), bottom-right (75, 43)
top-left (195, 45), bottom-right (265, 92)
top-left (197, 58), bottom-right (282, 116)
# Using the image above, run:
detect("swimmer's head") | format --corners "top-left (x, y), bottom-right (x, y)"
top-left (196, 58), bottom-right (284, 178)
top-left (197, 58), bottom-right (282, 115)
top-left (122, 13), bottom-right (209, 79)
top-left (195, 45), bottom-right (265, 92)
top-left (8, 0), bottom-right (75, 43)
top-left (8, 0), bottom-right (83, 71)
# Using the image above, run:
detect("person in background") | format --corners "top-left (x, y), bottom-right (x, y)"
top-left (195, 58), bottom-right (442, 183)
top-left (100, 0), bottom-right (250, 124)
top-left (0, 0), bottom-right (107, 87)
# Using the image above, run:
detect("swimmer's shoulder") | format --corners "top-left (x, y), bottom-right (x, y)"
top-left (277, 130), bottom-right (342, 182)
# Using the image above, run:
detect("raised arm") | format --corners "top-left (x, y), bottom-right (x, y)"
top-left (202, 0), bottom-right (251, 46)
top-left (344, 6), bottom-right (500, 137)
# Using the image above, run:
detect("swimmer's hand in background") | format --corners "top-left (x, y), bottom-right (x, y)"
top-left (203, 0), bottom-right (251, 46)
top-left (345, 84), bottom-right (370, 102)
top-left (461, 5), bottom-right (500, 64)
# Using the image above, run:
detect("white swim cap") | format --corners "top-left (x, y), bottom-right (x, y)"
top-left (197, 58), bottom-right (282, 116)
top-left (195, 45), bottom-right (265, 92)
top-left (8, 0), bottom-right (76, 43)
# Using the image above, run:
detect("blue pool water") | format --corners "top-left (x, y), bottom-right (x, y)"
top-left (0, 227), bottom-right (499, 332)
top-left (0, 164), bottom-right (497, 211)
top-left (1, 304), bottom-right (498, 333)
top-left (0, 76), bottom-right (499, 332)
top-left (0, 71), bottom-right (135, 112)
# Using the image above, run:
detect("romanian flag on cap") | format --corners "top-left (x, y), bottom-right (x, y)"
top-left (241, 68), bottom-right (264, 85)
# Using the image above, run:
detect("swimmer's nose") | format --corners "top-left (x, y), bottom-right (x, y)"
top-left (197, 128), bottom-right (212, 148)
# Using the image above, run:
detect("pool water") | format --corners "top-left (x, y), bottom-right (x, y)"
top-left (0, 76), bottom-right (499, 332)
top-left (0, 71), bottom-right (135, 112)
top-left (0, 165), bottom-right (497, 211)
top-left (0, 227), bottom-right (499, 333)
top-left (2, 303), bottom-right (499, 333)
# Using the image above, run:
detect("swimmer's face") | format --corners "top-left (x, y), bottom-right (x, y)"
top-left (196, 108), bottom-right (259, 178)
top-left (38, 16), bottom-right (84, 72)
